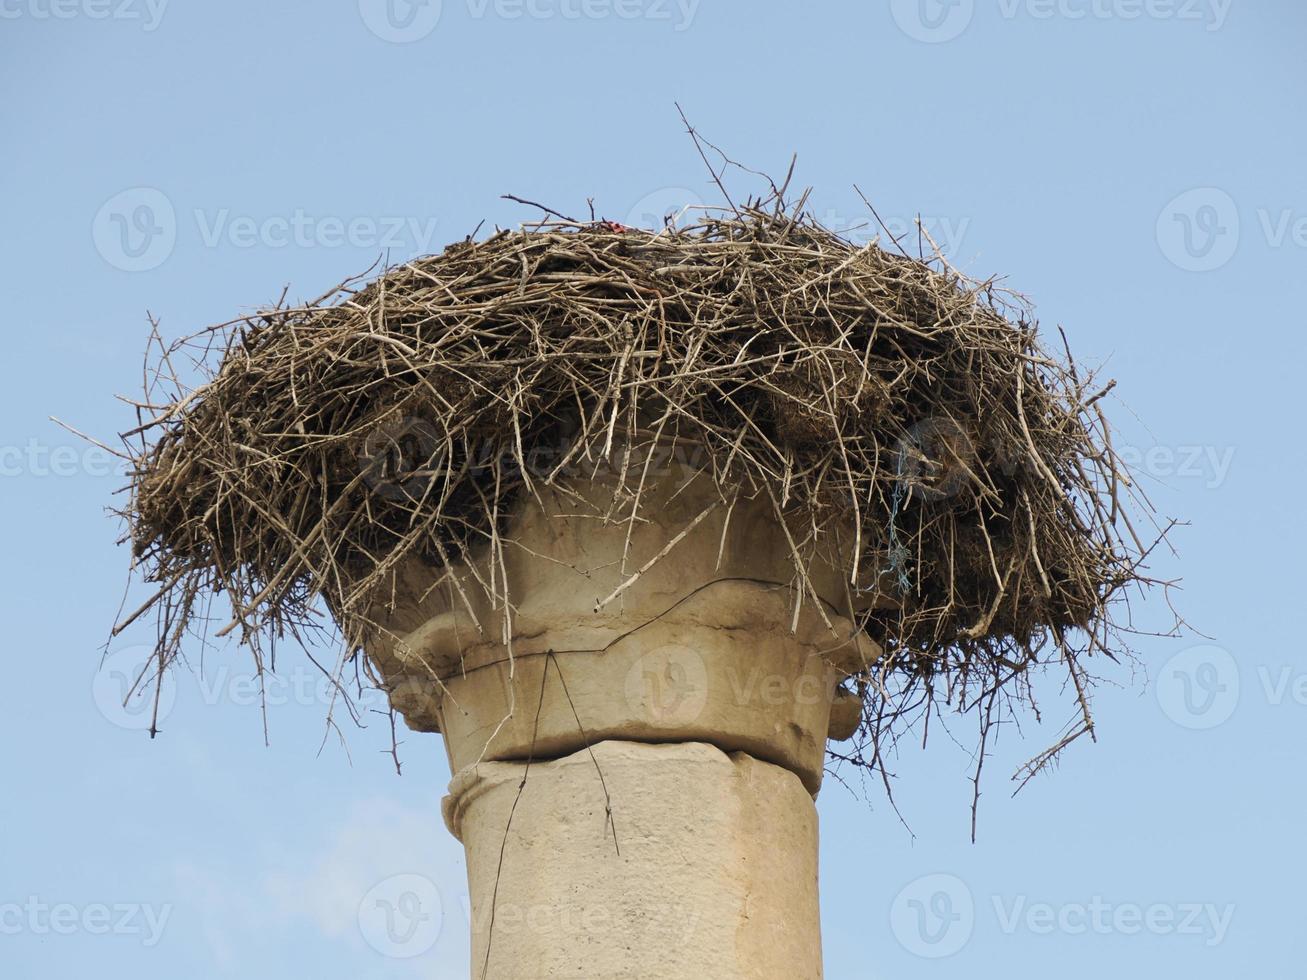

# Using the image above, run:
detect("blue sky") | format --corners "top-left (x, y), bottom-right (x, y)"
top-left (2, 1), bottom-right (1304, 977)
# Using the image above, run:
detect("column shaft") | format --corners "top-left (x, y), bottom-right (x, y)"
top-left (444, 740), bottom-right (823, 980)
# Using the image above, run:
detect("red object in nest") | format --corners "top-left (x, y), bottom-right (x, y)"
top-left (597, 220), bottom-right (630, 233)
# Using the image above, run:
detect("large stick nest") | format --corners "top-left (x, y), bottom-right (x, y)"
top-left (114, 193), bottom-right (1170, 792)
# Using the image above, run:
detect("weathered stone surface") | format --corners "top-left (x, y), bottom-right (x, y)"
top-left (827, 686), bottom-right (863, 742)
top-left (445, 740), bottom-right (822, 980)
top-left (428, 579), bottom-right (868, 795)
top-left (364, 453), bottom-right (883, 789)
top-left (367, 453), bottom-right (876, 684)
top-left (362, 448), bottom-right (885, 979)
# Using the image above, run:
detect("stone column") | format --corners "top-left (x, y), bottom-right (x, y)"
top-left (366, 454), bottom-right (879, 980)
top-left (446, 741), bottom-right (820, 979)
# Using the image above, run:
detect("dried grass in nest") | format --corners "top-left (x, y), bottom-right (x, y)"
top-left (110, 188), bottom-right (1175, 805)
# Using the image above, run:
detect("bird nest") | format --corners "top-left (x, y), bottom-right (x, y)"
top-left (113, 192), bottom-right (1170, 797)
